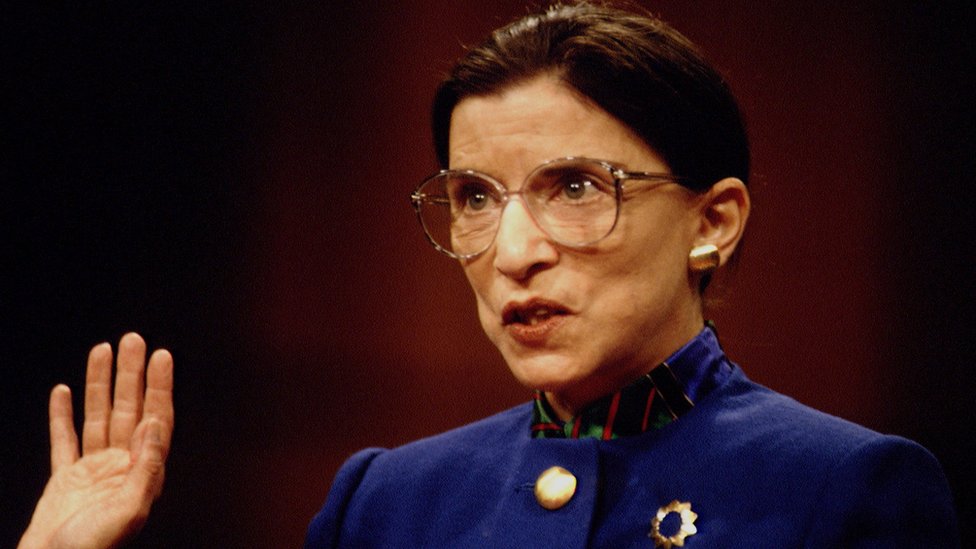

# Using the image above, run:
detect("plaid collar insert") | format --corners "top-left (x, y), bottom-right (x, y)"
top-left (530, 325), bottom-right (730, 440)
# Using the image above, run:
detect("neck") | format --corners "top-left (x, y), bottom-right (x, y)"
top-left (543, 313), bottom-right (705, 421)
top-left (544, 392), bottom-right (581, 422)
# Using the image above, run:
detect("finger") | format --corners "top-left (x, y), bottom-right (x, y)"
top-left (125, 419), bottom-right (167, 507)
top-left (82, 342), bottom-right (113, 453)
top-left (143, 348), bottom-right (175, 458)
top-left (109, 332), bottom-right (147, 449)
top-left (49, 384), bottom-right (79, 473)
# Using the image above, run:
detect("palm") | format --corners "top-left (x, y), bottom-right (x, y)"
top-left (38, 449), bottom-right (141, 547)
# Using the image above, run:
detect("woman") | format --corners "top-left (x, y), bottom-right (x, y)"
top-left (306, 3), bottom-right (957, 547)
top-left (21, 2), bottom-right (957, 547)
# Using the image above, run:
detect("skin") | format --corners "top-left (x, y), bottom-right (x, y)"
top-left (451, 75), bottom-right (749, 419)
top-left (19, 333), bottom-right (174, 549)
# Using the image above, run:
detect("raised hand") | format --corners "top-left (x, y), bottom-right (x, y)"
top-left (19, 333), bottom-right (175, 549)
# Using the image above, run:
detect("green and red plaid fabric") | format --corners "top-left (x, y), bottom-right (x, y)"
top-left (531, 363), bottom-right (696, 440)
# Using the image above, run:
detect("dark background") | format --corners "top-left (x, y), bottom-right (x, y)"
top-left (5, 1), bottom-right (974, 546)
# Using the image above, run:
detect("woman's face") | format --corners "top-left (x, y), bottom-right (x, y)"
top-left (450, 75), bottom-right (710, 417)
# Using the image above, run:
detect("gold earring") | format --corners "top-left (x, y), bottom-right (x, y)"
top-left (689, 244), bottom-right (720, 273)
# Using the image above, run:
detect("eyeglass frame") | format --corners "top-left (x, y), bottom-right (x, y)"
top-left (410, 156), bottom-right (684, 260)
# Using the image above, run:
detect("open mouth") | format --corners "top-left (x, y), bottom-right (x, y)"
top-left (502, 300), bottom-right (570, 326)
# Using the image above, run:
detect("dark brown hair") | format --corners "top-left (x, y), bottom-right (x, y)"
top-left (431, 1), bottom-right (749, 191)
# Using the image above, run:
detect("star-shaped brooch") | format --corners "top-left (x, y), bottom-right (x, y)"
top-left (649, 500), bottom-right (698, 548)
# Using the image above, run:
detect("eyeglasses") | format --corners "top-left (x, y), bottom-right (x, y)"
top-left (410, 157), bottom-right (680, 259)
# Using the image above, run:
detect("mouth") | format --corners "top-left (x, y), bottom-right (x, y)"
top-left (502, 299), bottom-right (571, 327)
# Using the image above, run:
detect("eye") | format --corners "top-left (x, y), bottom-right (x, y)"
top-left (547, 169), bottom-right (612, 203)
top-left (465, 188), bottom-right (490, 210)
top-left (447, 178), bottom-right (497, 212)
top-left (561, 178), bottom-right (592, 200)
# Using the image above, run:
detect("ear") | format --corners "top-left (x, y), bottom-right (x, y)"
top-left (694, 177), bottom-right (750, 267)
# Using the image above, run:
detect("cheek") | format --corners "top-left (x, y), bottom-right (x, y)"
top-left (461, 260), bottom-right (490, 300)
top-left (461, 260), bottom-right (498, 325)
top-left (474, 293), bottom-right (497, 335)
top-left (618, 206), bottom-right (695, 273)
top-left (597, 229), bottom-right (683, 281)
top-left (586, 227), bottom-right (693, 318)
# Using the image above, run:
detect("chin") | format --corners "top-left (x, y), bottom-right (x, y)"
top-left (503, 352), bottom-right (590, 393)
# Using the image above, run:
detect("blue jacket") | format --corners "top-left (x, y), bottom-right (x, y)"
top-left (306, 367), bottom-right (957, 548)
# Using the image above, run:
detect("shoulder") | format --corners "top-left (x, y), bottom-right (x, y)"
top-left (368, 402), bottom-right (532, 472)
top-left (705, 368), bottom-right (907, 457)
top-left (700, 369), bottom-right (953, 483)
top-left (694, 369), bottom-right (958, 545)
top-left (341, 400), bottom-right (532, 480)
top-left (304, 403), bottom-right (533, 548)
top-left (396, 401), bottom-right (531, 451)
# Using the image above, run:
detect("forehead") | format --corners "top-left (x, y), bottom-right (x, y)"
top-left (448, 75), bottom-right (666, 179)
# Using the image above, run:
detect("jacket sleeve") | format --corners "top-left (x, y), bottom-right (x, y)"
top-left (304, 447), bottom-right (385, 549)
top-left (802, 435), bottom-right (958, 547)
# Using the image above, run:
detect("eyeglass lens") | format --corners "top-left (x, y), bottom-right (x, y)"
top-left (416, 159), bottom-right (619, 257)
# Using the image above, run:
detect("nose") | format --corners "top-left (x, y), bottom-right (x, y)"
top-left (491, 197), bottom-right (558, 280)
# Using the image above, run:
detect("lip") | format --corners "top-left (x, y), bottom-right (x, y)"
top-left (501, 298), bottom-right (572, 346)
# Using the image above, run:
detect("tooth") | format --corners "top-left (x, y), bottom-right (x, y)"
top-left (524, 308), bottom-right (552, 325)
